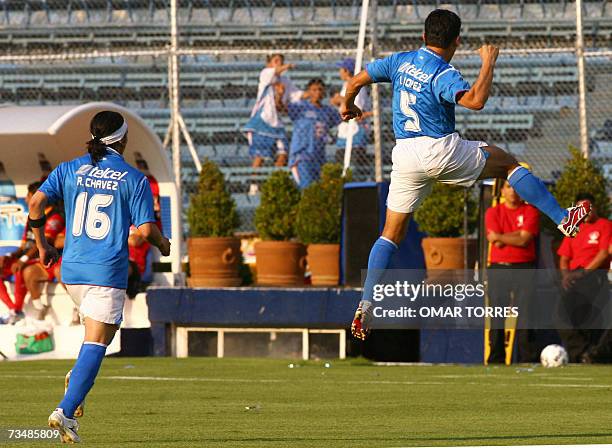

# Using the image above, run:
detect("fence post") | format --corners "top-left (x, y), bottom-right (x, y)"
top-left (343, 0), bottom-right (369, 176)
top-left (370, 0), bottom-right (383, 183)
top-left (576, 0), bottom-right (589, 158)
top-left (170, 0), bottom-right (183, 280)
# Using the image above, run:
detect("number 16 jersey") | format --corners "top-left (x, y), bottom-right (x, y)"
top-left (39, 149), bottom-right (156, 289)
top-left (366, 47), bottom-right (471, 139)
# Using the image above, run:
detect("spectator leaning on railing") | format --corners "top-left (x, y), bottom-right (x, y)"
top-left (557, 193), bottom-right (612, 363)
top-left (485, 179), bottom-right (540, 363)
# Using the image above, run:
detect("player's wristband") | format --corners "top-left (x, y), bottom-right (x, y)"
top-left (28, 215), bottom-right (46, 228)
top-left (19, 255), bottom-right (29, 263)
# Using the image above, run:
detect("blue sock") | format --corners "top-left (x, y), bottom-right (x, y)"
top-left (59, 342), bottom-right (106, 418)
top-left (508, 167), bottom-right (567, 225)
top-left (362, 237), bottom-right (398, 301)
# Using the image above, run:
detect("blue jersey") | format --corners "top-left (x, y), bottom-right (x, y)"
top-left (287, 100), bottom-right (341, 165)
top-left (366, 47), bottom-right (471, 139)
top-left (39, 149), bottom-right (155, 289)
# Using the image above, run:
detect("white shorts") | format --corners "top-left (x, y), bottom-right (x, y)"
top-left (387, 132), bottom-right (488, 213)
top-left (65, 284), bottom-right (126, 325)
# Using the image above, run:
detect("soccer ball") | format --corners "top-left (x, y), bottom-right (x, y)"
top-left (540, 344), bottom-right (569, 368)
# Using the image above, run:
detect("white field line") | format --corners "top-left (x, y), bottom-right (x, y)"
top-left (0, 374), bottom-right (610, 389)
top-left (0, 374), bottom-right (283, 383)
top-left (430, 374), bottom-right (595, 381)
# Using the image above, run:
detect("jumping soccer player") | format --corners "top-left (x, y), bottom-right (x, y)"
top-left (29, 111), bottom-right (171, 443)
top-left (342, 9), bottom-right (591, 340)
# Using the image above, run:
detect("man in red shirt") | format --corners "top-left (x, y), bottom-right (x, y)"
top-left (485, 180), bottom-right (540, 363)
top-left (557, 193), bottom-right (611, 363)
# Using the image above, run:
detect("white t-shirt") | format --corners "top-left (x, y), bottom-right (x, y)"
top-left (250, 67), bottom-right (303, 129)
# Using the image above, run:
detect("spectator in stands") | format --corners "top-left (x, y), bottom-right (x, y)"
top-left (557, 193), bottom-right (611, 363)
top-left (0, 181), bottom-right (42, 324)
top-left (243, 53), bottom-right (304, 195)
top-left (127, 225), bottom-right (151, 298)
top-left (330, 58), bottom-right (372, 172)
top-left (288, 78), bottom-right (342, 189)
top-left (485, 179), bottom-right (540, 363)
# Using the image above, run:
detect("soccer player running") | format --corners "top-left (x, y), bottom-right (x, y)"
top-left (28, 111), bottom-right (171, 443)
top-left (342, 9), bottom-right (591, 340)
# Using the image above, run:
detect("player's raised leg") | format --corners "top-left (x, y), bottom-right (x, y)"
top-left (478, 145), bottom-right (590, 237)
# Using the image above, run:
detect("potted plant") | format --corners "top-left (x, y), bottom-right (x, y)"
top-left (187, 159), bottom-right (241, 287)
top-left (254, 170), bottom-right (305, 286)
top-left (296, 164), bottom-right (350, 286)
top-left (414, 183), bottom-right (478, 270)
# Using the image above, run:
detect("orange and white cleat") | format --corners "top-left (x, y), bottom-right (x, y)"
top-left (351, 300), bottom-right (373, 341)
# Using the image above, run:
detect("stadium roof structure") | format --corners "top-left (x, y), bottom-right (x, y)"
top-left (0, 102), bottom-right (172, 186)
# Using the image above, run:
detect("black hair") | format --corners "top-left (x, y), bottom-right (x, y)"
top-left (306, 78), bottom-right (326, 89)
top-left (266, 53), bottom-right (284, 63)
top-left (575, 192), bottom-right (596, 203)
top-left (424, 9), bottom-right (462, 49)
top-left (86, 111), bottom-right (125, 164)
top-left (27, 181), bottom-right (42, 195)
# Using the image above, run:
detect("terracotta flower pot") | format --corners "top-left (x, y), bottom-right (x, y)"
top-left (188, 237), bottom-right (242, 287)
top-left (307, 243), bottom-right (340, 286)
top-left (255, 241), bottom-right (306, 286)
top-left (421, 237), bottom-right (477, 270)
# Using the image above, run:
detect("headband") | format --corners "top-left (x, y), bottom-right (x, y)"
top-left (92, 120), bottom-right (128, 145)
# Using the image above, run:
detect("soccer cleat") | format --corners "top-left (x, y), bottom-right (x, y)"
top-left (351, 300), bottom-right (373, 341)
top-left (558, 202), bottom-right (591, 237)
top-left (48, 408), bottom-right (80, 444)
top-left (64, 370), bottom-right (85, 418)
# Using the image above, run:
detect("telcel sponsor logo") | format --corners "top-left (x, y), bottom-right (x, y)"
top-left (76, 164), bottom-right (128, 181)
top-left (396, 62), bottom-right (433, 83)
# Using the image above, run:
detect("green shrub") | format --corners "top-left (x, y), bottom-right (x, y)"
top-left (296, 163), bottom-right (351, 244)
top-left (187, 159), bottom-right (239, 237)
top-left (553, 146), bottom-right (609, 217)
top-left (414, 183), bottom-right (477, 237)
top-left (255, 170), bottom-right (301, 241)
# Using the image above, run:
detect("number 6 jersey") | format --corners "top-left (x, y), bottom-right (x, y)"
top-left (366, 47), bottom-right (471, 139)
top-left (39, 149), bottom-right (156, 289)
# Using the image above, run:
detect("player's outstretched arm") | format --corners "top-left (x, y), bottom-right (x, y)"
top-left (458, 44), bottom-right (499, 111)
top-left (138, 222), bottom-right (171, 257)
top-left (29, 191), bottom-right (59, 269)
top-left (340, 70), bottom-right (373, 121)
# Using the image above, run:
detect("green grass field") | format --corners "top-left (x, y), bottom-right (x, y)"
top-left (1, 358), bottom-right (611, 447)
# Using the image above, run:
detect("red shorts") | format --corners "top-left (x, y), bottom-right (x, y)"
top-left (45, 257), bottom-right (62, 281)
top-left (24, 258), bottom-right (62, 281)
